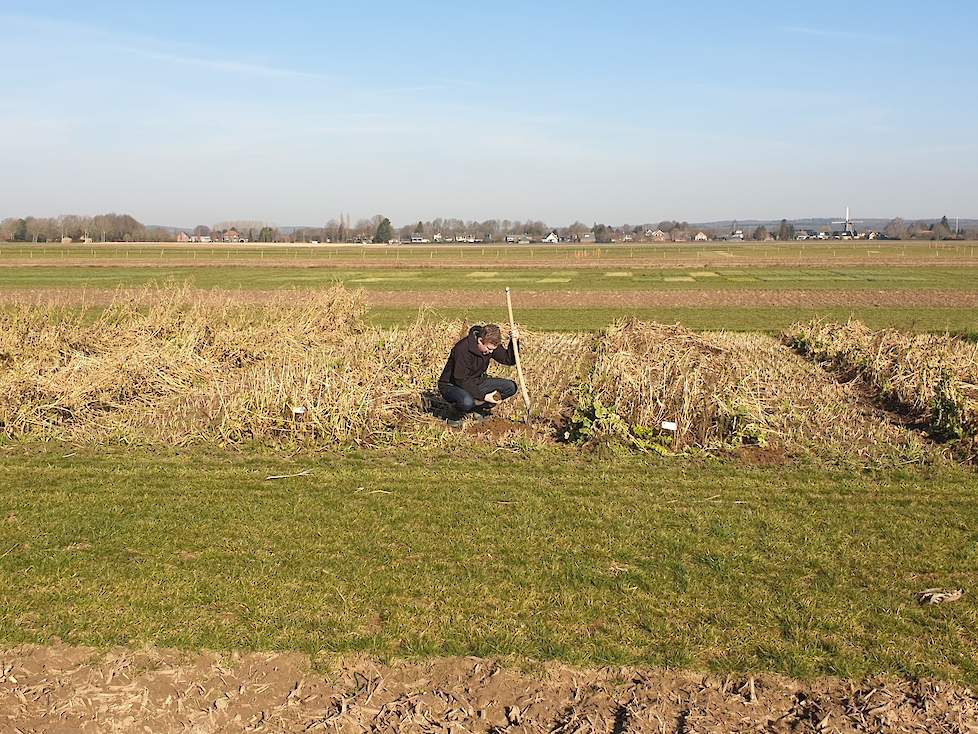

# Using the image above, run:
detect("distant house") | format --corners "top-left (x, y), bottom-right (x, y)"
top-left (191, 235), bottom-right (212, 243)
top-left (410, 234), bottom-right (428, 244)
top-left (517, 235), bottom-right (531, 244)
top-left (504, 235), bottom-right (518, 244)
top-left (223, 228), bottom-right (241, 243)
top-left (729, 229), bottom-right (745, 241)
top-left (176, 232), bottom-right (191, 243)
top-left (647, 229), bottom-right (668, 242)
top-left (580, 233), bottom-right (595, 243)
top-left (433, 233), bottom-right (444, 242)
top-left (542, 231), bottom-right (560, 244)
top-left (622, 234), bottom-right (634, 242)
top-left (81, 235), bottom-right (94, 244)
top-left (61, 236), bottom-right (73, 244)
top-left (694, 231), bottom-right (709, 242)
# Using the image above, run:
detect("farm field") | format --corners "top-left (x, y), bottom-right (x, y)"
top-left (1, 243), bottom-right (978, 333)
top-left (2, 239), bottom-right (978, 269)
top-left (2, 264), bottom-right (978, 291)
top-left (2, 256), bottom-right (977, 730)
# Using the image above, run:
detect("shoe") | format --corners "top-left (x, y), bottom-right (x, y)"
top-left (447, 416), bottom-right (466, 428)
top-left (472, 411), bottom-right (493, 423)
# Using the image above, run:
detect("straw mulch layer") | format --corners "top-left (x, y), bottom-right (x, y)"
top-left (0, 288), bottom-right (586, 448)
top-left (569, 321), bottom-right (931, 464)
top-left (2, 643), bottom-right (977, 733)
top-left (0, 289), bottom-right (943, 462)
top-left (785, 319), bottom-right (978, 460)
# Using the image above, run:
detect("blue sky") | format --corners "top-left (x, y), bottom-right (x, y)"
top-left (2, 1), bottom-right (976, 226)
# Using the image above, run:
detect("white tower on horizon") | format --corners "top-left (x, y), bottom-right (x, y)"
top-left (832, 206), bottom-right (862, 236)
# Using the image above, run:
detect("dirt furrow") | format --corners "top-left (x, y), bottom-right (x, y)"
top-left (2, 644), bottom-right (976, 733)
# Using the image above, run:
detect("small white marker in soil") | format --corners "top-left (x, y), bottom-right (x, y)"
top-left (661, 421), bottom-right (678, 432)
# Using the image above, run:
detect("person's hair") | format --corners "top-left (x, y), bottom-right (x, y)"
top-left (480, 324), bottom-right (502, 346)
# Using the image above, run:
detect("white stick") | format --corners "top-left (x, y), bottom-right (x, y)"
top-left (505, 287), bottom-right (532, 421)
top-left (264, 469), bottom-right (312, 480)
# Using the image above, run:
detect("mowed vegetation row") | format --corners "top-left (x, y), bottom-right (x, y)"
top-left (1, 286), bottom-right (974, 465)
top-left (2, 446), bottom-right (977, 684)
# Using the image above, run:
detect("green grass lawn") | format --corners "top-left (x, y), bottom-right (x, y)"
top-left (1, 264), bottom-right (977, 291)
top-left (368, 305), bottom-right (978, 334)
top-left (1, 444), bottom-right (975, 683)
top-left (7, 302), bottom-right (973, 335)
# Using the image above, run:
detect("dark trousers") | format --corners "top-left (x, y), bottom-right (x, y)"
top-left (439, 378), bottom-right (518, 415)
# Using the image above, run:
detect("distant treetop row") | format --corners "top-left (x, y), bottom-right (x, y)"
top-left (0, 213), bottom-right (970, 244)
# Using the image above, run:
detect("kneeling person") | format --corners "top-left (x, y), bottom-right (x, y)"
top-left (438, 323), bottom-right (520, 425)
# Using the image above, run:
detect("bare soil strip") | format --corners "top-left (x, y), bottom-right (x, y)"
top-left (2, 287), bottom-right (978, 309)
top-left (2, 644), bottom-right (976, 733)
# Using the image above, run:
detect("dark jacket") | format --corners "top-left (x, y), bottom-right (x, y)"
top-left (438, 325), bottom-right (518, 399)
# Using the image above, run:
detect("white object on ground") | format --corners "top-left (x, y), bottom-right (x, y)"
top-left (265, 469), bottom-right (313, 481)
top-left (916, 588), bottom-right (965, 605)
top-left (661, 421), bottom-right (678, 432)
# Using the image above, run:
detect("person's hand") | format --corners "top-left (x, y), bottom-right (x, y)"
top-left (510, 325), bottom-right (521, 341)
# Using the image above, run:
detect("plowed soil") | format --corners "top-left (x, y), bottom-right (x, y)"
top-left (2, 644), bottom-right (976, 733)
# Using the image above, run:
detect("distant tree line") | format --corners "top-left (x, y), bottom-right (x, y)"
top-left (2, 212), bottom-right (975, 244)
top-left (881, 216), bottom-right (966, 241)
top-left (0, 213), bottom-right (168, 243)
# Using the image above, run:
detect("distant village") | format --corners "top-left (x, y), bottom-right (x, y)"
top-left (1, 212), bottom-right (971, 244)
top-left (174, 223), bottom-right (932, 246)
top-left (171, 211), bottom-right (962, 245)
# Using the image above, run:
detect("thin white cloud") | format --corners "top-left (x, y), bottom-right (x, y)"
top-left (2, 12), bottom-right (333, 82)
top-left (2, 12), bottom-right (477, 102)
top-left (119, 47), bottom-right (334, 81)
top-left (780, 25), bottom-right (895, 43)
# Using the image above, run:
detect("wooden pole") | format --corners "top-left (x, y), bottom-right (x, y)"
top-left (505, 287), bottom-right (532, 422)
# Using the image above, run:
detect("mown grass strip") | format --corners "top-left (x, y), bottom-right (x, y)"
top-left (1, 445), bottom-right (976, 683)
top-left (368, 306), bottom-right (978, 333)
